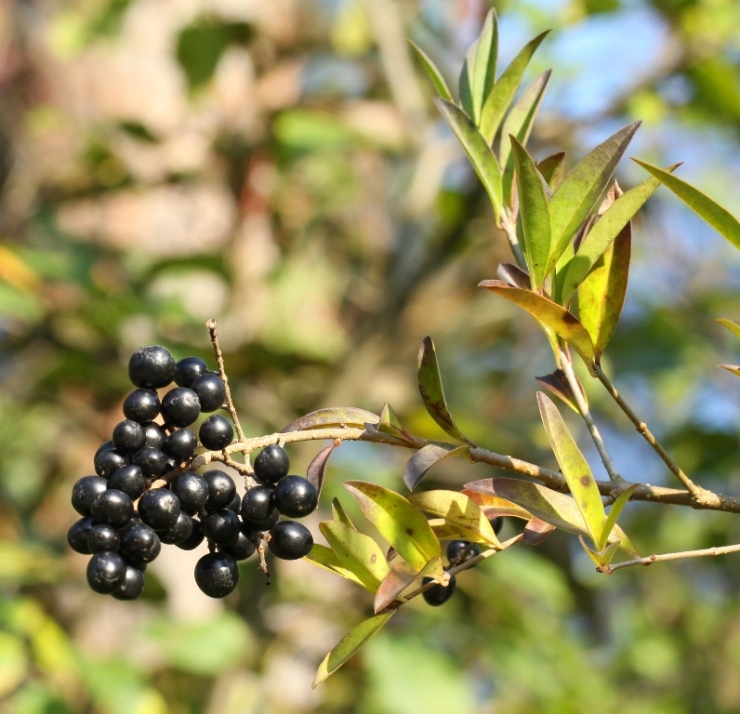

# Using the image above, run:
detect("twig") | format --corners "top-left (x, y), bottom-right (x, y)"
top-left (599, 542), bottom-right (740, 573)
top-left (500, 211), bottom-right (527, 269)
top-left (257, 540), bottom-right (271, 585)
top-left (206, 319), bottom-right (246, 443)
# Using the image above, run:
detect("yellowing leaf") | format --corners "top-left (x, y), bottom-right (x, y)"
top-left (282, 407), bottom-right (379, 432)
top-left (304, 544), bottom-right (366, 588)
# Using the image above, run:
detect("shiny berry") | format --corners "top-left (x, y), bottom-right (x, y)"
top-left (91, 489), bottom-right (134, 528)
top-left (176, 518), bottom-right (205, 550)
top-left (203, 471), bottom-right (236, 511)
top-left (254, 445), bottom-right (289, 485)
top-left (94, 449), bottom-right (128, 479)
top-left (194, 552), bottom-right (239, 598)
top-left (112, 420), bottom-right (146, 453)
top-left (171, 471), bottom-right (209, 515)
top-left (111, 566), bottom-right (145, 600)
top-left (163, 428), bottom-right (198, 462)
top-left (138, 489), bottom-right (181, 531)
top-left (119, 521), bottom-right (161, 564)
top-left (94, 440), bottom-right (115, 461)
top-left (87, 551), bottom-right (126, 594)
top-left (240, 486), bottom-right (275, 524)
top-left (219, 529), bottom-right (257, 560)
top-left (142, 422), bottom-right (167, 450)
top-left (123, 389), bottom-right (160, 424)
top-left (202, 509), bottom-right (240, 544)
top-left (174, 356), bottom-right (208, 388)
top-left (446, 540), bottom-right (480, 565)
top-left (71, 476), bottom-right (108, 516)
top-left (68, 516), bottom-right (96, 554)
top-left (227, 492), bottom-right (241, 514)
top-left (87, 524), bottom-right (121, 553)
top-left (422, 575), bottom-right (457, 606)
top-left (108, 464), bottom-right (146, 500)
top-left (268, 521), bottom-right (313, 560)
top-left (192, 373), bottom-right (225, 413)
top-left (160, 512), bottom-right (194, 545)
top-left (133, 447), bottom-right (168, 478)
top-left (128, 346), bottom-right (176, 389)
top-left (199, 415), bottom-right (233, 451)
top-left (161, 387), bottom-right (200, 428)
top-left (273, 476), bottom-right (318, 518)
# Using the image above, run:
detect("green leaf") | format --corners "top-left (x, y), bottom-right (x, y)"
top-left (403, 444), bottom-right (470, 491)
top-left (281, 407), bottom-right (379, 432)
top-left (319, 520), bottom-right (390, 593)
top-left (633, 158), bottom-right (740, 250)
top-left (312, 612), bottom-right (395, 688)
top-left (717, 318), bottom-right (740, 338)
top-left (408, 490), bottom-right (501, 547)
top-left (458, 42), bottom-right (477, 120)
top-left (597, 484), bottom-right (638, 552)
top-left (304, 543), bottom-right (366, 588)
top-left (470, 9), bottom-right (499, 123)
top-left (479, 30), bottom-right (550, 144)
top-left (580, 536), bottom-right (622, 571)
top-left (417, 336), bottom-right (474, 445)
top-left (435, 99), bottom-right (503, 223)
top-left (344, 481), bottom-right (440, 570)
top-left (376, 402), bottom-right (414, 443)
top-left (548, 121), bottom-right (641, 263)
top-left (537, 392), bottom-right (605, 544)
top-left (407, 41), bottom-right (452, 102)
top-left (537, 152), bottom-right (566, 190)
top-left (510, 137), bottom-right (552, 290)
top-left (478, 280), bottom-right (594, 367)
top-left (577, 219), bottom-right (631, 362)
top-left (331, 498), bottom-right (357, 530)
top-left (500, 70), bottom-right (552, 205)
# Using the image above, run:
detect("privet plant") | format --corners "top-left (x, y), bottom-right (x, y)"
top-left (67, 12), bottom-right (740, 688)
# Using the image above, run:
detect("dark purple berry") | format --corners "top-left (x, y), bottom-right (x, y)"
top-left (202, 509), bottom-right (240, 544)
top-left (174, 356), bottom-right (208, 388)
top-left (161, 387), bottom-right (201, 428)
top-left (91, 489), bottom-right (134, 528)
top-left (203, 470), bottom-right (236, 511)
top-left (422, 575), bottom-right (457, 606)
top-left (245, 509), bottom-right (279, 532)
top-left (191, 373), bottom-right (225, 413)
top-left (87, 524), bottom-right (120, 553)
top-left (176, 518), bottom-right (205, 550)
top-left (133, 447), bottom-right (168, 479)
top-left (160, 512), bottom-right (194, 544)
top-left (94, 440), bottom-right (115, 461)
top-left (491, 516), bottom-right (504, 535)
top-left (112, 420), bottom-right (146, 453)
top-left (240, 486), bottom-right (275, 524)
top-left (111, 566), bottom-right (145, 600)
top-left (227, 492), bottom-right (241, 514)
top-left (68, 516), bottom-right (96, 554)
top-left (194, 552), bottom-right (239, 598)
top-left (138, 488), bottom-right (181, 531)
top-left (446, 540), bottom-right (480, 565)
top-left (142, 422), bottom-right (167, 450)
top-left (108, 464), bottom-right (146, 500)
top-left (254, 445), bottom-right (289, 485)
top-left (163, 428), bottom-right (198, 463)
top-left (171, 471), bottom-right (209, 515)
top-left (86, 551), bottom-right (126, 594)
top-left (128, 345), bottom-right (176, 389)
top-left (268, 521), bottom-right (312, 560)
top-left (199, 415), bottom-right (233, 451)
top-left (71, 476), bottom-right (108, 516)
top-left (119, 521), bottom-right (161, 564)
top-left (94, 449), bottom-right (128, 479)
top-left (273, 476), bottom-right (318, 518)
top-left (123, 389), bottom-right (160, 424)
top-left (219, 529), bottom-right (257, 560)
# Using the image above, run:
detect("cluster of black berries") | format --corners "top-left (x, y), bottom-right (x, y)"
top-left (422, 516), bottom-right (504, 606)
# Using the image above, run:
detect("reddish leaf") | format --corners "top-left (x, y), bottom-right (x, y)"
top-left (522, 517), bottom-right (556, 545)
top-left (403, 444), bottom-right (470, 491)
top-left (282, 407), bottom-right (379, 432)
top-left (307, 443), bottom-right (339, 497)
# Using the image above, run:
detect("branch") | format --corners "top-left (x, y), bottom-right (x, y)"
top-left (206, 319), bottom-right (246, 443)
top-left (600, 542), bottom-right (740, 573)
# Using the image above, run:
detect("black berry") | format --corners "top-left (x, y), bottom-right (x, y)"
top-left (202, 509), bottom-right (240, 544)
top-left (138, 488), bottom-right (181, 531)
top-left (171, 471), bottom-right (209, 515)
top-left (119, 521), bottom-right (161, 564)
top-left (87, 524), bottom-right (121, 553)
top-left (203, 470), bottom-right (236, 511)
top-left (128, 345), bottom-right (176, 389)
top-left (422, 575), bottom-right (457, 606)
top-left (94, 440), bottom-right (115, 461)
top-left (68, 516), bottom-right (96, 554)
top-left (71, 476), bottom-right (108, 516)
top-left (123, 389), bottom-right (161, 424)
top-left (199, 415), bottom-right (233, 451)
top-left (111, 566), bottom-right (145, 600)
top-left (268, 521), bottom-right (313, 560)
top-left (87, 551), bottom-right (126, 594)
top-left (142, 422), bottom-right (167, 450)
top-left (227, 492), bottom-right (241, 514)
top-left (194, 552), bottom-right (239, 598)
top-left (112, 420), bottom-right (146, 453)
top-left (176, 518), bottom-right (205, 550)
top-left (160, 512), bottom-right (194, 544)
top-left (163, 428), bottom-right (198, 463)
top-left (240, 486), bottom-right (275, 524)
top-left (219, 529), bottom-right (257, 560)
top-left (191, 373), bottom-right (226, 413)
top-left (91, 489), bottom-right (134, 528)
top-left (133, 447), bottom-right (168, 479)
top-left (108, 464), bottom-right (146, 500)
top-left (174, 356), bottom-right (208, 388)
top-left (161, 387), bottom-right (201, 427)
top-left (446, 540), bottom-right (480, 565)
top-left (94, 449), bottom-right (128, 479)
top-left (491, 516), bottom-right (504, 535)
top-left (273, 476), bottom-right (318, 518)
top-left (254, 445), bottom-right (289, 485)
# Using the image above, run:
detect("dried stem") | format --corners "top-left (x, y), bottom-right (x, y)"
top-left (206, 318), bottom-right (246, 443)
top-left (600, 542), bottom-right (740, 573)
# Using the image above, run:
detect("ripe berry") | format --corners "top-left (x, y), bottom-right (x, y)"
top-left (91, 489), bottom-right (134, 528)
top-left (227, 492), bottom-right (241, 514)
top-left (254, 445), bottom-right (289, 485)
top-left (171, 471), bottom-right (209, 515)
top-left (199, 415), bottom-right (233, 451)
top-left (176, 518), bottom-right (205, 550)
top-left (94, 449), bottom-right (129, 479)
top-left (142, 422), bottom-right (167, 450)
top-left (422, 575), bottom-right (457, 606)
top-left (123, 389), bottom-right (160, 424)
top-left (71, 476), bottom-right (108, 516)
top-left (128, 346), bottom-right (176, 389)
top-left (94, 440), bottom-right (115, 461)
top-left (194, 552), bottom-right (239, 598)
top-left (108, 464), bottom-right (146, 500)
top-left (268, 521), bottom-right (313, 560)
top-left (446, 540), bottom-right (480, 565)
top-left (68, 516), bottom-right (96, 554)
top-left (240, 486), bottom-right (275, 525)
top-left (111, 566), bottom-right (145, 601)
top-left (203, 471), bottom-right (236, 511)
top-left (273, 476), bottom-right (318, 518)
top-left (87, 524), bottom-right (121, 553)
top-left (160, 513), bottom-right (194, 545)
top-left (491, 516), bottom-right (504, 535)
top-left (191, 373), bottom-right (226, 413)
top-left (219, 529), bottom-right (257, 560)
top-left (133, 447), bottom-right (168, 479)
top-left (174, 356), bottom-right (208, 388)
top-left (202, 509), bottom-right (240, 544)
top-left (138, 489), bottom-right (181, 531)
top-left (161, 387), bottom-right (201, 428)
top-left (163, 428), bottom-right (198, 462)
top-left (119, 521), bottom-right (161, 564)
top-left (87, 551), bottom-right (126, 594)
top-left (112, 420), bottom-right (146, 453)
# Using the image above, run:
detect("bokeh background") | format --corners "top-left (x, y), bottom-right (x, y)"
top-left (4, 0), bottom-right (740, 711)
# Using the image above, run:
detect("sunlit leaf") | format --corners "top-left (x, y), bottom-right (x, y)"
top-left (403, 443), bottom-right (470, 491)
top-left (417, 336), bottom-right (474, 445)
top-left (307, 443), bottom-right (339, 496)
top-left (462, 488), bottom-right (533, 520)
top-left (537, 393), bottom-right (605, 544)
top-left (408, 41), bottom-right (452, 101)
top-left (470, 9), bottom-right (499, 123)
top-left (537, 152), bottom-right (566, 190)
top-left (458, 42), bottom-right (477, 120)
top-left (717, 318), bottom-right (740, 338)
top-left (304, 543), bottom-right (366, 588)
top-left (580, 536), bottom-right (622, 571)
top-left (373, 557), bottom-right (444, 613)
top-left (376, 402), bottom-right (414, 443)
top-left (344, 481), bottom-right (440, 570)
top-left (633, 158), bottom-right (740, 250)
top-left (281, 407), bottom-right (379, 432)
top-left (331, 498), bottom-right (357, 530)
top-left (312, 612), bottom-right (396, 688)
top-left (597, 484), bottom-right (638, 551)
top-left (719, 364), bottom-right (740, 377)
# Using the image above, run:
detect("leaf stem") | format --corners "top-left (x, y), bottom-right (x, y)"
top-left (599, 542), bottom-right (740, 573)
top-left (501, 211), bottom-right (527, 269)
